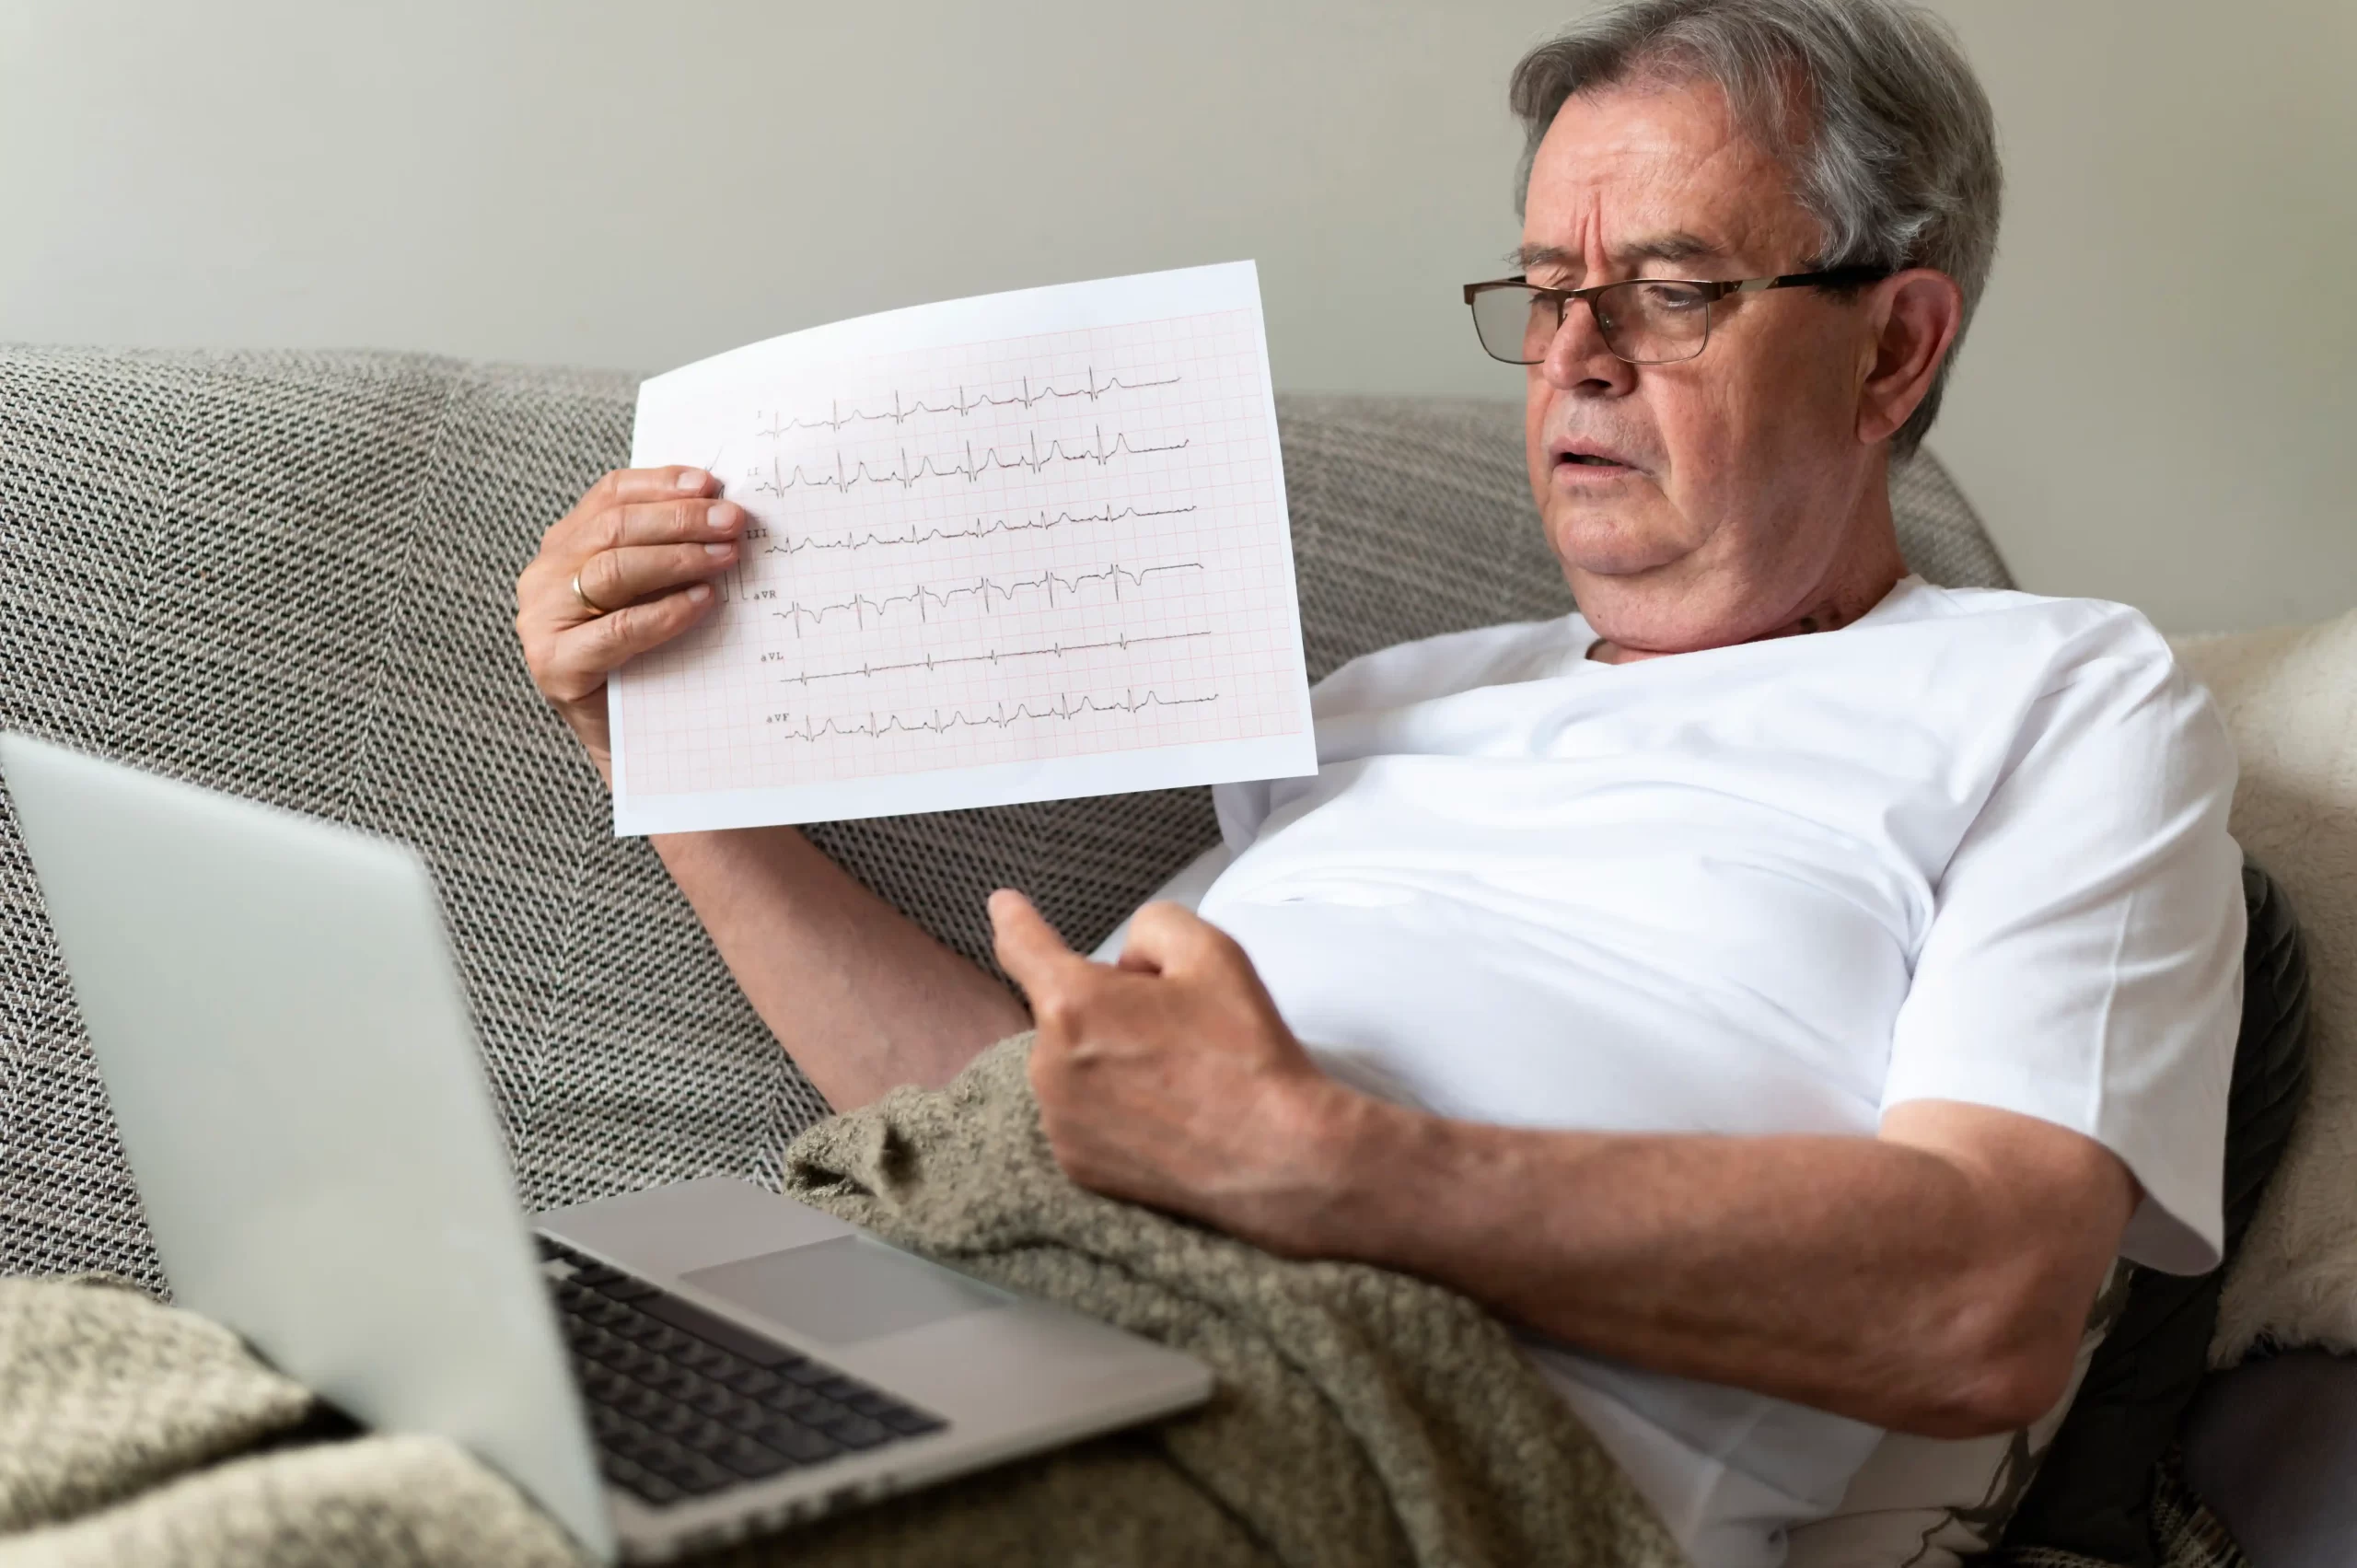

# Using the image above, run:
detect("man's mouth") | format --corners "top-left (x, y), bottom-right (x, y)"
top-left (1549, 436), bottom-right (1642, 474)
top-left (1554, 449), bottom-right (1641, 476)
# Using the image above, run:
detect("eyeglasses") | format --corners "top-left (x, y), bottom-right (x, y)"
top-left (1461, 266), bottom-right (1891, 366)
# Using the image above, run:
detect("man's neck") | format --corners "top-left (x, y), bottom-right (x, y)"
top-left (1585, 554), bottom-right (1908, 666)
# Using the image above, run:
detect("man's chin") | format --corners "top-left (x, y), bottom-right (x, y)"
top-left (1543, 510), bottom-right (1696, 582)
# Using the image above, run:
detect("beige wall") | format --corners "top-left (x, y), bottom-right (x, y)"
top-left (3, 1), bottom-right (2349, 631)
top-left (1922, 2), bottom-right (2356, 633)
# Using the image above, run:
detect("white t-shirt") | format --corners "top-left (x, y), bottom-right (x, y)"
top-left (1097, 578), bottom-right (2244, 1568)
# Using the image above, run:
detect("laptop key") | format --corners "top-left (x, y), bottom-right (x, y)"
top-left (715, 1436), bottom-right (795, 1480)
top-left (605, 1309), bottom-right (659, 1342)
top-left (628, 1471), bottom-right (683, 1507)
top-left (574, 1328), bottom-right (626, 1364)
top-left (603, 1427), bottom-right (656, 1461)
top-left (675, 1458), bottom-right (739, 1496)
top-left (716, 1399), bottom-right (771, 1436)
top-left (723, 1365), bottom-right (781, 1397)
top-left (775, 1358), bottom-right (836, 1388)
top-left (633, 1292), bottom-right (794, 1367)
top-left (681, 1343), bottom-right (740, 1377)
top-left (578, 1361), bottom-right (628, 1396)
top-left (648, 1404), bottom-right (700, 1438)
top-left (756, 1422), bottom-right (843, 1466)
top-left (796, 1397), bottom-right (854, 1427)
top-left (683, 1416), bottom-right (737, 1454)
top-left (820, 1414), bottom-right (893, 1450)
top-left (643, 1364), bottom-right (699, 1399)
top-left (758, 1379), bottom-right (817, 1409)
top-left (608, 1346), bottom-right (661, 1379)
top-left (585, 1298), bottom-right (635, 1330)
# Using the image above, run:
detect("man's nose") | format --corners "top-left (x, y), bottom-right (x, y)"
top-left (1539, 296), bottom-right (1636, 397)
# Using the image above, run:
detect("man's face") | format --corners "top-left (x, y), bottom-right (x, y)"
top-left (1520, 79), bottom-right (1884, 650)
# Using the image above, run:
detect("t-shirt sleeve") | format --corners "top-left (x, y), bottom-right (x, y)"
top-left (1883, 614), bottom-right (2244, 1275)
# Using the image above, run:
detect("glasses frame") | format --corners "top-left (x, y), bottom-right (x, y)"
top-left (1461, 265), bottom-right (1893, 366)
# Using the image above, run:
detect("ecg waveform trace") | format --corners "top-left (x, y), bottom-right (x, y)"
top-left (761, 688), bottom-right (1220, 746)
top-left (615, 265), bottom-right (1311, 827)
top-left (761, 502), bottom-right (1198, 557)
top-left (757, 367), bottom-right (1181, 436)
top-left (772, 629), bottom-right (1213, 687)
top-left (766, 560), bottom-right (1204, 635)
top-left (749, 424), bottom-right (1189, 497)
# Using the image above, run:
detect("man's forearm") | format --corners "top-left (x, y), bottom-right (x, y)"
top-left (1282, 1091), bottom-right (2129, 1438)
top-left (652, 825), bottom-right (1030, 1110)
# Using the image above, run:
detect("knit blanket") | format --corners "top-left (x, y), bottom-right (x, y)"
top-left (0, 1036), bottom-right (1679, 1567)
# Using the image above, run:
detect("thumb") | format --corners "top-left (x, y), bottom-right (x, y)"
top-left (989, 888), bottom-right (1079, 999)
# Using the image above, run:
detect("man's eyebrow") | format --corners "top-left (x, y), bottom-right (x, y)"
top-left (1511, 233), bottom-right (1728, 278)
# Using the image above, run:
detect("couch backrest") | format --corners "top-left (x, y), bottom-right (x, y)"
top-left (0, 348), bottom-right (2012, 1292)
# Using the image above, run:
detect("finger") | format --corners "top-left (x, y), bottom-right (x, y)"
top-left (591, 466), bottom-right (717, 508)
top-left (538, 584), bottom-right (716, 693)
top-left (989, 889), bottom-right (1087, 1000)
top-left (558, 497), bottom-right (746, 567)
top-left (545, 470), bottom-right (725, 559)
top-left (590, 496), bottom-right (749, 553)
top-left (576, 540), bottom-right (738, 616)
top-left (1122, 900), bottom-right (1237, 977)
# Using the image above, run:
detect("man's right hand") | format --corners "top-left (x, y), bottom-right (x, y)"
top-left (514, 466), bottom-right (747, 781)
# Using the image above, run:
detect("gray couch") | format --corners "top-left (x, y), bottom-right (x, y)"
top-left (0, 347), bottom-right (2282, 1561)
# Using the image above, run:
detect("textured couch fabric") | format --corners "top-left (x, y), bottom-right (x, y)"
top-left (0, 346), bottom-right (2014, 1297)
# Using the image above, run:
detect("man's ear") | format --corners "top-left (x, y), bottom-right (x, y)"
top-left (1856, 269), bottom-right (1965, 447)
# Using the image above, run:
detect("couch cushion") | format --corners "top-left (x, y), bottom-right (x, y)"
top-left (0, 347), bottom-right (2012, 1298)
top-left (0, 349), bottom-right (827, 1296)
top-left (2177, 610), bottom-right (2357, 1363)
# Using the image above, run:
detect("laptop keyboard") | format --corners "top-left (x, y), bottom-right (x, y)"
top-left (537, 1236), bottom-right (946, 1508)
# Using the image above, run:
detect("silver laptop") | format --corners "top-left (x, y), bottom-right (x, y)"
top-left (0, 734), bottom-right (1211, 1563)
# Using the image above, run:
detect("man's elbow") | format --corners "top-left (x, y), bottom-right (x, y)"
top-left (1902, 1351), bottom-right (2074, 1439)
top-left (1868, 1106), bottom-right (2136, 1439)
top-left (1888, 1300), bottom-right (2084, 1439)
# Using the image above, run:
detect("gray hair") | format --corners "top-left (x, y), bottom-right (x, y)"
top-left (1509, 0), bottom-right (2000, 457)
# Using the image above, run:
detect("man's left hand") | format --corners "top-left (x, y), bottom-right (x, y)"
top-left (987, 889), bottom-right (1354, 1254)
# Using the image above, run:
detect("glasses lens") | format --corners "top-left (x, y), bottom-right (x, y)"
top-left (1471, 286), bottom-right (1558, 365)
top-left (1595, 280), bottom-right (1712, 364)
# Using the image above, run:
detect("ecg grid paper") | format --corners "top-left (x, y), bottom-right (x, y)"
top-left (611, 262), bottom-right (1317, 834)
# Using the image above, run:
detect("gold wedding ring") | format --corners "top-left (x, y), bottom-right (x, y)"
top-left (571, 569), bottom-right (610, 617)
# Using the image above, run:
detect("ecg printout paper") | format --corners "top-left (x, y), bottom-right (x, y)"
top-left (610, 262), bottom-right (1317, 835)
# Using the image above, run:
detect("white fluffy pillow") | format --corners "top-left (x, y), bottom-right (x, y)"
top-left (2171, 610), bottom-right (2357, 1364)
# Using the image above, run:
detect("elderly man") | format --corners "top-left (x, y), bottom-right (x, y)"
top-left (513, 0), bottom-right (2243, 1561)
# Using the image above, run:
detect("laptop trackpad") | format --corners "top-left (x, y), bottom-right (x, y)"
top-left (680, 1235), bottom-right (1009, 1347)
